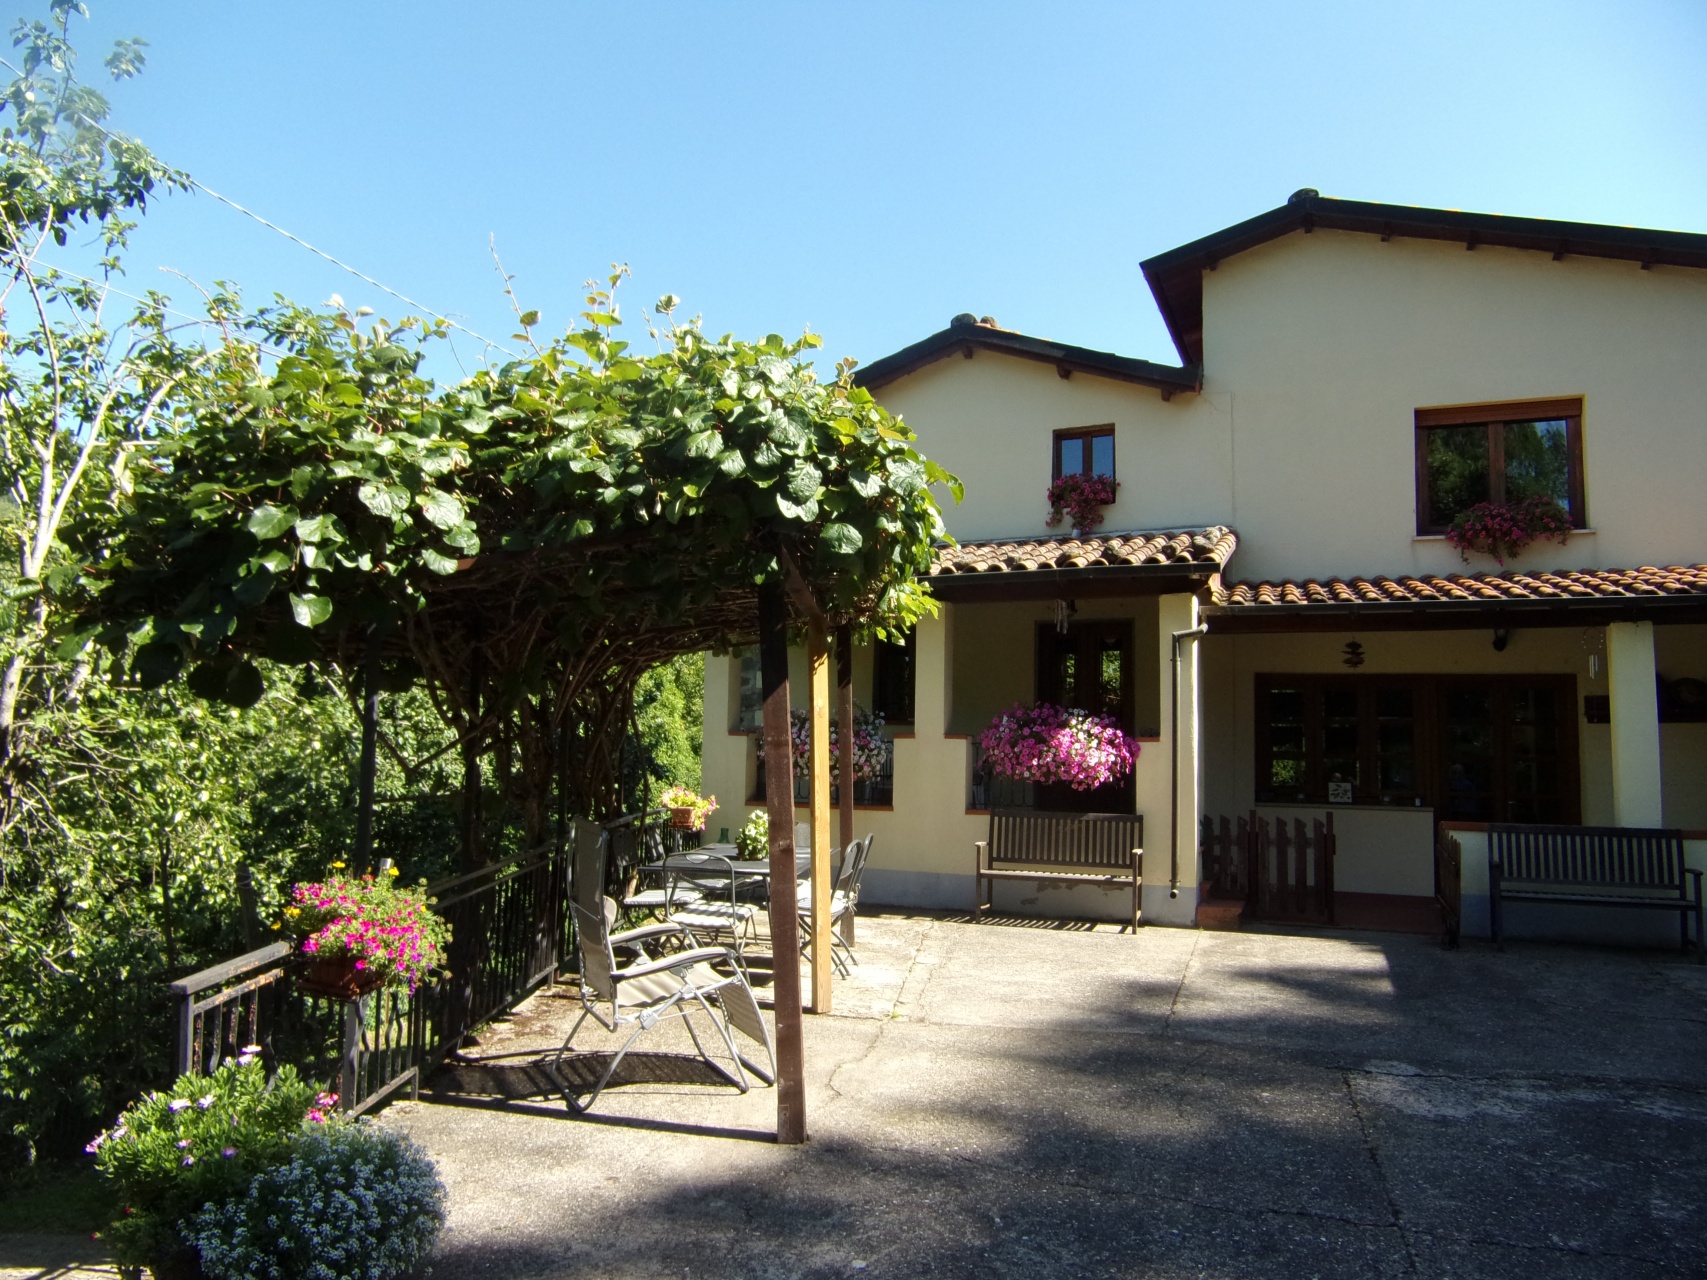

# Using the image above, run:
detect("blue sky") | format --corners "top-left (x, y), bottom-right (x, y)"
top-left (20, 1), bottom-right (1707, 378)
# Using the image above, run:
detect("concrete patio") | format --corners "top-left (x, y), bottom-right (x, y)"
top-left (395, 913), bottom-right (1706, 1279)
top-left (5, 913), bottom-right (1703, 1280)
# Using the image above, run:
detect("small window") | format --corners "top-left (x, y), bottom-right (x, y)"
top-left (735, 646), bottom-right (762, 731)
top-left (1053, 425), bottom-right (1115, 481)
top-left (1414, 398), bottom-right (1584, 534)
top-left (872, 632), bottom-right (915, 724)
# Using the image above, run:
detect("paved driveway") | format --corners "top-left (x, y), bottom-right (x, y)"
top-left (390, 915), bottom-right (1707, 1279)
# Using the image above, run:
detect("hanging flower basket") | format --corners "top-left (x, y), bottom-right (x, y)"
top-left (298, 954), bottom-right (386, 1000)
top-left (977, 702), bottom-right (1139, 791)
top-left (1445, 496), bottom-right (1571, 565)
top-left (282, 865), bottom-right (450, 994)
top-left (1045, 473), bottom-right (1120, 535)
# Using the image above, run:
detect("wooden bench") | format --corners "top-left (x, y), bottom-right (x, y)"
top-left (1489, 823), bottom-right (1703, 958)
top-left (974, 809), bottom-right (1143, 929)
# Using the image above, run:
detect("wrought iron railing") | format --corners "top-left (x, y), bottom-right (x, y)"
top-left (750, 738), bottom-right (896, 807)
top-left (171, 837), bottom-right (577, 1115)
top-left (967, 741), bottom-right (1034, 812)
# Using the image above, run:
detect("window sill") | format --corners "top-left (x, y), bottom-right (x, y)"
top-left (1414, 530), bottom-right (1595, 542)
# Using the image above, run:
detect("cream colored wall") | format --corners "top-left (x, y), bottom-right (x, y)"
top-left (870, 353), bottom-right (1229, 544)
top-left (947, 597), bottom-right (1161, 737)
top-left (869, 230), bottom-right (1707, 585)
top-left (1204, 229), bottom-right (1707, 583)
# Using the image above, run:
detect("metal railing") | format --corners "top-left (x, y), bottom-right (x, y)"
top-left (171, 838), bottom-right (575, 1115)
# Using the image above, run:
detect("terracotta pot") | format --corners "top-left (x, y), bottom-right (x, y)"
top-left (297, 953), bottom-right (384, 999)
top-left (668, 806), bottom-right (697, 829)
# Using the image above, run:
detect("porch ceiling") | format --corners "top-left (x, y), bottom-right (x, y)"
top-left (927, 527), bottom-right (1236, 602)
top-left (1205, 564), bottom-right (1707, 632)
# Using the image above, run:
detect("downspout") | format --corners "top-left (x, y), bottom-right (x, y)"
top-left (1169, 624), bottom-right (1208, 898)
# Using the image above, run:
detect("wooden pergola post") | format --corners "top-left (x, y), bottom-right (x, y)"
top-left (807, 620), bottom-right (832, 1014)
top-left (836, 625), bottom-right (856, 945)
top-left (758, 581), bottom-right (806, 1144)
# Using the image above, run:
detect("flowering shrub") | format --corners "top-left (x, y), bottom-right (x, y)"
top-left (285, 866), bottom-right (450, 991)
top-left (1045, 473), bottom-right (1120, 533)
top-left (88, 1056), bottom-right (322, 1272)
top-left (1445, 496), bottom-right (1572, 564)
top-left (977, 702), bottom-right (1139, 791)
top-left (756, 706), bottom-right (886, 782)
top-left (184, 1123), bottom-right (446, 1280)
top-left (736, 808), bottom-right (770, 859)
top-left (659, 785), bottom-right (717, 830)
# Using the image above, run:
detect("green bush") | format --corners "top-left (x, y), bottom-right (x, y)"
top-left (89, 1058), bottom-right (321, 1271)
top-left (184, 1124), bottom-right (445, 1280)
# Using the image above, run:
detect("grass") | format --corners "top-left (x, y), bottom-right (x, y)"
top-left (0, 1160), bottom-right (110, 1235)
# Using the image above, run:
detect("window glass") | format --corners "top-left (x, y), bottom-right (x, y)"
top-left (1502, 419), bottom-right (1570, 506)
top-left (736, 647), bottom-right (762, 731)
top-left (872, 633), bottom-right (915, 724)
top-left (1090, 433), bottom-right (1114, 477)
top-left (1058, 436), bottom-right (1084, 476)
top-left (1426, 426), bottom-right (1491, 527)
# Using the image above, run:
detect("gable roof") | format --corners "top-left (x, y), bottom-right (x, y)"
top-left (926, 528), bottom-right (1235, 601)
top-left (854, 315), bottom-right (1199, 396)
top-left (1142, 191), bottom-right (1707, 365)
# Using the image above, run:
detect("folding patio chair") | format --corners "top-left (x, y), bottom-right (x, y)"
top-left (662, 850), bottom-right (760, 961)
top-left (797, 834), bottom-right (874, 977)
top-left (552, 897), bottom-right (775, 1113)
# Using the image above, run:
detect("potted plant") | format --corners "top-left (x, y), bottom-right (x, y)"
top-left (1445, 495), bottom-right (1572, 565)
top-left (282, 864), bottom-right (450, 998)
top-left (660, 785), bottom-right (717, 830)
top-left (736, 809), bottom-right (769, 859)
top-left (977, 702), bottom-right (1139, 790)
top-left (1045, 473), bottom-right (1120, 535)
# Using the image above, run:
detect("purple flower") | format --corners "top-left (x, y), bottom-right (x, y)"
top-left (181, 1155), bottom-right (195, 1167)
top-left (167, 1099), bottom-right (191, 1112)
top-left (176, 1139), bottom-right (191, 1149)
top-left (221, 1147), bottom-right (237, 1159)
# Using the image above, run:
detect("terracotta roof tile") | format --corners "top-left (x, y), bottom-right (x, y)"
top-left (1214, 565), bottom-right (1707, 609)
top-left (930, 527), bottom-right (1237, 578)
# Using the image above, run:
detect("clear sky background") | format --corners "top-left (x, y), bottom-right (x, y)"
top-left (18, 1), bottom-right (1707, 378)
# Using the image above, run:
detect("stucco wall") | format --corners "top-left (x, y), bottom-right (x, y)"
top-left (1202, 229), bottom-right (1707, 583)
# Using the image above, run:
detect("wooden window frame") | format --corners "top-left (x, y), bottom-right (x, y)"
top-left (871, 631), bottom-right (916, 725)
top-left (1413, 397), bottom-right (1586, 535)
top-left (1254, 672), bottom-right (1580, 821)
top-left (1052, 425), bottom-right (1116, 482)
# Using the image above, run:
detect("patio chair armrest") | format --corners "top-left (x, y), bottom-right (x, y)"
top-left (610, 920), bottom-right (695, 949)
top-left (614, 947), bottom-right (733, 981)
top-left (975, 839), bottom-right (988, 870)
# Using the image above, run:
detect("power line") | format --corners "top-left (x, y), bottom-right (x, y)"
top-left (0, 63), bottom-right (522, 360)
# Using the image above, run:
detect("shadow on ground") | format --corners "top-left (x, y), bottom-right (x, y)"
top-left (390, 917), bottom-right (1707, 1280)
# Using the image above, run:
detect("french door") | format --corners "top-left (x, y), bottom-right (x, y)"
top-left (1034, 620), bottom-right (1135, 813)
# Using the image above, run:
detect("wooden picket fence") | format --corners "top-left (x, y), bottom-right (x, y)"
top-left (1199, 811), bottom-right (1337, 925)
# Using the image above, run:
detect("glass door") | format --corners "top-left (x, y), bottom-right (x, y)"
top-left (1034, 620), bottom-right (1135, 813)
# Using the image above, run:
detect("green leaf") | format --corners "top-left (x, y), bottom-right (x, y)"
top-left (819, 522), bottom-right (863, 556)
top-left (264, 621), bottom-right (319, 664)
top-left (289, 593), bottom-right (332, 628)
top-left (132, 641), bottom-right (183, 689)
top-left (786, 460), bottom-right (822, 502)
top-left (776, 493), bottom-right (818, 522)
top-left (421, 547), bottom-right (459, 575)
top-left (357, 481), bottom-right (412, 519)
top-left (416, 489), bottom-right (464, 530)
top-left (247, 504), bottom-right (298, 539)
top-left (223, 661), bottom-right (266, 708)
top-left (518, 309), bottom-right (540, 327)
top-left (294, 514), bottom-right (338, 543)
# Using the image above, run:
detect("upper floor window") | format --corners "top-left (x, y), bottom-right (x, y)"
top-left (1414, 398), bottom-right (1585, 535)
top-left (1053, 425), bottom-right (1115, 481)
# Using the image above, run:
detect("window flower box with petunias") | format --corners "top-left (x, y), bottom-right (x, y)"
top-left (660, 785), bottom-right (717, 830)
top-left (283, 864), bottom-right (450, 997)
top-left (1445, 496), bottom-right (1572, 565)
top-left (1045, 473), bottom-right (1120, 535)
top-left (755, 705), bottom-right (887, 784)
top-left (978, 702), bottom-right (1140, 791)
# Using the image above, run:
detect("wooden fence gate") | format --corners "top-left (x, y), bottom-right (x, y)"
top-left (1199, 811), bottom-right (1337, 925)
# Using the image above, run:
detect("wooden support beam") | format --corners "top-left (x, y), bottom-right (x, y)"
top-left (836, 625), bottom-right (857, 948)
top-left (808, 620), bottom-right (832, 1014)
top-left (758, 580), bottom-right (806, 1144)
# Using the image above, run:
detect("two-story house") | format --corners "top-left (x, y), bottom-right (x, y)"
top-left (700, 191), bottom-right (1707, 939)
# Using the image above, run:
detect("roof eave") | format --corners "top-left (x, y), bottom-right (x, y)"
top-left (929, 561), bottom-right (1219, 603)
top-left (855, 326), bottom-right (1199, 396)
top-left (1203, 595), bottom-right (1707, 633)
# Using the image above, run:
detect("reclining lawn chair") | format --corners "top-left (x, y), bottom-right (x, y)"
top-left (552, 897), bottom-right (774, 1114)
top-left (797, 834), bottom-right (874, 978)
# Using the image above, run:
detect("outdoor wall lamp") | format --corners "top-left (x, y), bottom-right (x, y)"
top-left (1492, 628), bottom-right (1511, 652)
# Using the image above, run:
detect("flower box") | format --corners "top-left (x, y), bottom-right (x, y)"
top-left (297, 954), bottom-right (385, 1000)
